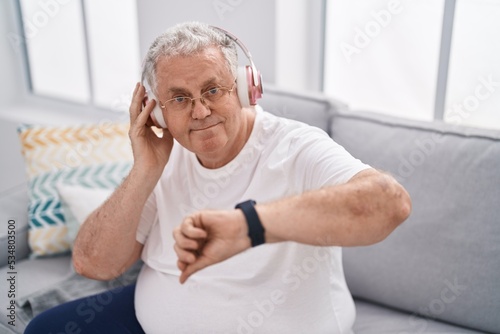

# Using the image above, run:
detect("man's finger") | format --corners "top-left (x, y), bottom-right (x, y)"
top-left (177, 260), bottom-right (187, 272)
top-left (129, 83), bottom-right (144, 122)
top-left (174, 235), bottom-right (200, 251)
top-left (173, 244), bottom-right (196, 264)
top-left (136, 99), bottom-right (156, 127)
top-left (181, 217), bottom-right (208, 239)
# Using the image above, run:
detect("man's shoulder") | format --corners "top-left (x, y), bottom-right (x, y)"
top-left (254, 108), bottom-right (334, 164)
top-left (257, 108), bottom-right (329, 141)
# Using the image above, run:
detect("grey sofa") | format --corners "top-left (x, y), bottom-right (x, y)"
top-left (1, 86), bottom-right (499, 333)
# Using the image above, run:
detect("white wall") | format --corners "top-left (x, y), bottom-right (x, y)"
top-left (0, 0), bottom-right (333, 127)
top-left (136, 0), bottom-right (276, 84)
top-left (324, 0), bottom-right (444, 121)
top-left (0, 0), bottom-right (130, 125)
top-left (275, 0), bottom-right (324, 91)
top-left (0, 0), bottom-right (26, 108)
top-left (0, 1), bottom-right (28, 192)
top-left (1, 0), bottom-right (322, 119)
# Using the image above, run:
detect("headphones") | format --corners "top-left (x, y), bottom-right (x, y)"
top-left (142, 26), bottom-right (263, 129)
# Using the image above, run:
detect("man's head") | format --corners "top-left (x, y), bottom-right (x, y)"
top-left (141, 22), bottom-right (256, 169)
top-left (142, 22), bottom-right (238, 96)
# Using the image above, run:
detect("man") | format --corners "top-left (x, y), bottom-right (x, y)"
top-left (26, 22), bottom-right (410, 333)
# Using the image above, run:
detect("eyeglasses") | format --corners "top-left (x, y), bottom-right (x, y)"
top-left (160, 82), bottom-right (236, 114)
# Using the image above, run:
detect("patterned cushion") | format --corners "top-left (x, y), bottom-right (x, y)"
top-left (18, 122), bottom-right (133, 257)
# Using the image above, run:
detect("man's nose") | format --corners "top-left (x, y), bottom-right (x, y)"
top-left (190, 98), bottom-right (211, 119)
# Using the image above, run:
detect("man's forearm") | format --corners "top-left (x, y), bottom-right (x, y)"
top-left (256, 169), bottom-right (411, 247)
top-left (72, 167), bottom-right (156, 279)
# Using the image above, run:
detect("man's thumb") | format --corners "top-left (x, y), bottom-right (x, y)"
top-left (179, 256), bottom-right (212, 284)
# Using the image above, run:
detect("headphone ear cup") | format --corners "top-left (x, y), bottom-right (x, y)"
top-left (249, 68), bottom-right (263, 105)
top-left (142, 83), bottom-right (168, 129)
top-left (150, 102), bottom-right (167, 129)
top-left (147, 93), bottom-right (167, 129)
top-left (236, 65), bottom-right (263, 108)
top-left (237, 66), bottom-right (250, 108)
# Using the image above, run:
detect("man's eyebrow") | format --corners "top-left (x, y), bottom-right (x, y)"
top-left (166, 87), bottom-right (190, 96)
top-left (165, 77), bottom-right (220, 96)
top-left (201, 77), bottom-right (219, 87)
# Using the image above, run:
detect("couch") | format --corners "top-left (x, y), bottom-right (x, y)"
top-left (1, 86), bottom-right (499, 333)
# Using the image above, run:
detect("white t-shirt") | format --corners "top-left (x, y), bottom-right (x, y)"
top-left (135, 107), bottom-right (370, 334)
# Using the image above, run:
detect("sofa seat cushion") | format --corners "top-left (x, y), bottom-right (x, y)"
top-left (353, 299), bottom-right (484, 334)
top-left (0, 184), bottom-right (30, 267)
top-left (0, 256), bottom-right (73, 333)
top-left (0, 255), bottom-right (141, 334)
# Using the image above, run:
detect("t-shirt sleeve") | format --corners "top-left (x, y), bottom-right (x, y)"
top-left (287, 126), bottom-right (371, 191)
top-left (136, 190), bottom-right (158, 244)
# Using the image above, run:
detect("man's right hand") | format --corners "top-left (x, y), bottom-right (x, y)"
top-left (129, 83), bottom-right (174, 179)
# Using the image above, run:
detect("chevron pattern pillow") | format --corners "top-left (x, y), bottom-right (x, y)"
top-left (18, 122), bottom-right (133, 257)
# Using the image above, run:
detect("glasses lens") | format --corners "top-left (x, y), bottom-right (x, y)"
top-left (166, 97), bottom-right (190, 112)
top-left (202, 87), bottom-right (225, 104)
top-left (165, 85), bottom-right (232, 113)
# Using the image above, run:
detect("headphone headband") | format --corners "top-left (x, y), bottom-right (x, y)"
top-left (210, 26), bottom-right (261, 88)
top-left (211, 26), bottom-right (263, 107)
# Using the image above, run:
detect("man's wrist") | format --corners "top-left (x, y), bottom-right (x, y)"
top-left (235, 200), bottom-right (266, 247)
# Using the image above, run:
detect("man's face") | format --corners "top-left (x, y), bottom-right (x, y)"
top-left (154, 47), bottom-right (246, 167)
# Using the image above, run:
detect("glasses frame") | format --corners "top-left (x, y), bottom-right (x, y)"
top-left (160, 81), bottom-right (237, 113)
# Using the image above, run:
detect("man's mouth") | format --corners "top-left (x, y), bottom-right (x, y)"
top-left (192, 123), bottom-right (220, 131)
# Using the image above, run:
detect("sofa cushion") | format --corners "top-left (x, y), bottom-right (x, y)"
top-left (18, 122), bottom-right (132, 257)
top-left (331, 111), bottom-right (500, 334)
top-left (57, 183), bottom-right (113, 248)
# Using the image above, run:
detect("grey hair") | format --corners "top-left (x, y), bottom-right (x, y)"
top-left (141, 21), bottom-right (238, 95)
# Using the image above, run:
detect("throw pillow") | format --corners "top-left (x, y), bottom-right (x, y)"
top-left (56, 183), bottom-right (113, 248)
top-left (18, 122), bottom-right (132, 257)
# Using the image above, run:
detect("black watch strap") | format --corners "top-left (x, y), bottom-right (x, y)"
top-left (235, 199), bottom-right (265, 247)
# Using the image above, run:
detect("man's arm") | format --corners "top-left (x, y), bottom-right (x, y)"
top-left (258, 168), bottom-right (411, 246)
top-left (73, 83), bottom-right (173, 280)
top-left (173, 168), bottom-right (411, 283)
top-left (72, 169), bottom-right (153, 280)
